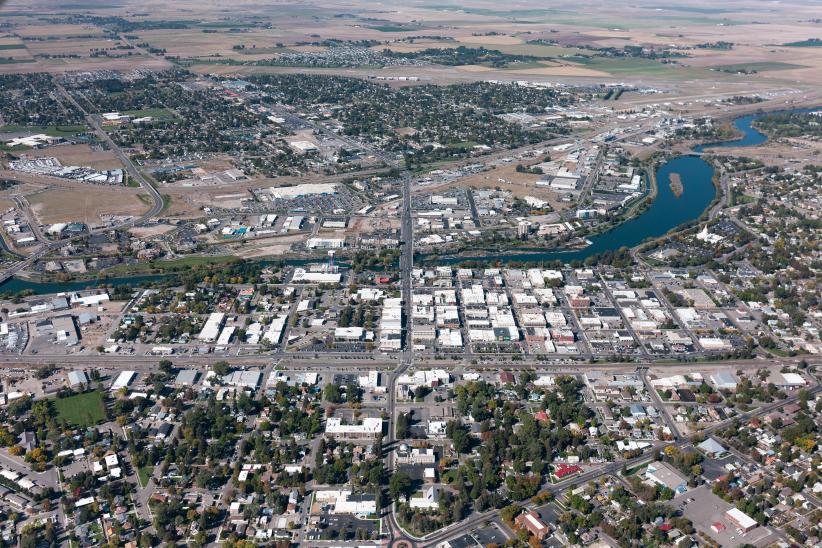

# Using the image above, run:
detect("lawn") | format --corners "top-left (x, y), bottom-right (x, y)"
top-left (137, 466), bottom-right (154, 488)
top-left (54, 391), bottom-right (107, 427)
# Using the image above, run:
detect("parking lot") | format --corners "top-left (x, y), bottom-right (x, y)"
top-left (443, 522), bottom-right (509, 548)
top-left (674, 485), bottom-right (780, 547)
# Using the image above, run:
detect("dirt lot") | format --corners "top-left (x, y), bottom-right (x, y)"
top-left (419, 162), bottom-right (572, 212)
top-left (230, 233), bottom-right (306, 258)
top-left (29, 187), bottom-right (150, 225)
top-left (28, 144), bottom-right (123, 171)
top-left (128, 224), bottom-right (177, 238)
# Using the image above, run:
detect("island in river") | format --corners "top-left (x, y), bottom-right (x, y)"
top-left (669, 173), bottom-right (684, 198)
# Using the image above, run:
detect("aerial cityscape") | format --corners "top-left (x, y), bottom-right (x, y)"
top-left (0, 0), bottom-right (820, 546)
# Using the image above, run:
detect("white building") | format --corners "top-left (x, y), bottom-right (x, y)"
top-left (409, 486), bottom-right (440, 510)
top-left (110, 371), bottom-right (136, 391)
top-left (325, 417), bottom-right (383, 440)
top-left (198, 313), bottom-right (226, 342)
top-left (271, 183), bottom-right (336, 199)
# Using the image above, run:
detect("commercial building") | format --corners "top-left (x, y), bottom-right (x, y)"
top-left (263, 315), bottom-right (288, 345)
top-left (291, 269), bottom-right (341, 284)
top-left (725, 508), bottom-right (757, 532)
top-left (335, 327), bottom-right (365, 341)
top-left (515, 510), bottom-right (551, 540)
top-left (324, 417), bottom-right (382, 440)
top-left (174, 369), bottom-right (199, 386)
top-left (314, 490), bottom-right (376, 515)
top-left (67, 370), bottom-right (88, 387)
top-left (645, 462), bottom-right (688, 494)
top-left (409, 486), bottom-right (440, 510)
top-left (306, 238), bottom-right (345, 249)
top-left (697, 437), bottom-right (728, 458)
top-left (710, 371), bottom-right (738, 390)
top-left (270, 183), bottom-right (336, 199)
top-left (224, 370), bottom-right (261, 389)
top-left (396, 447), bottom-right (436, 465)
top-left (198, 312), bottom-right (226, 342)
top-left (110, 371), bottom-right (136, 391)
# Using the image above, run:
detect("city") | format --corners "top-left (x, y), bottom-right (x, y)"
top-left (0, 0), bottom-right (820, 546)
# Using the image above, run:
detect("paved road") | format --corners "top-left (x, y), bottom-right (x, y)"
top-left (639, 366), bottom-right (681, 441)
top-left (0, 87), bottom-right (165, 285)
top-left (418, 382), bottom-right (821, 546)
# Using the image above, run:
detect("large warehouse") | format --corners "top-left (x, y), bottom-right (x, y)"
top-left (270, 183), bottom-right (338, 200)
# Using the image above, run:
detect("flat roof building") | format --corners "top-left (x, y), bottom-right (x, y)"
top-left (725, 508), bottom-right (757, 532)
top-left (325, 417), bottom-right (382, 440)
top-left (198, 312), bottom-right (226, 342)
top-left (111, 371), bottom-right (136, 391)
top-left (645, 461), bottom-right (688, 494)
top-left (174, 369), bottom-right (199, 386)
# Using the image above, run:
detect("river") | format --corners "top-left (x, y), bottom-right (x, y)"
top-left (433, 106), bottom-right (816, 265)
top-left (0, 108), bottom-right (809, 295)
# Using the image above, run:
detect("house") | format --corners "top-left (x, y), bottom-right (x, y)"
top-left (19, 432), bottom-right (36, 452)
top-left (515, 510), bottom-right (551, 540)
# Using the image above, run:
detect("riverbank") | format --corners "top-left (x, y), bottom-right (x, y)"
top-left (2, 107), bottom-right (816, 292)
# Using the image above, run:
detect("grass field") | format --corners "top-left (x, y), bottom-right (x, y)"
top-left (709, 61), bottom-right (806, 73)
top-left (567, 56), bottom-right (689, 76)
top-left (0, 124), bottom-right (87, 137)
top-left (781, 39), bottom-right (822, 47)
top-left (54, 391), bottom-right (107, 427)
top-left (124, 108), bottom-right (179, 121)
